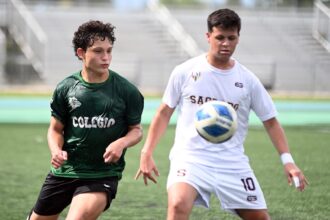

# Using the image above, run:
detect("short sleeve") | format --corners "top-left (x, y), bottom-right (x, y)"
top-left (250, 77), bottom-right (277, 121)
top-left (162, 66), bottom-right (183, 108)
top-left (125, 86), bottom-right (144, 125)
top-left (50, 83), bottom-right (69, 124)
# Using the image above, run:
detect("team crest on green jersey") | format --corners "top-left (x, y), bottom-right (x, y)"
top-left (69, 97), bottom-right (82, 110)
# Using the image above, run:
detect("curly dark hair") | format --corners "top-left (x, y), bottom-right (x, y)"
top-left (72, 20), bottom-right (116, 60)
top-left (207, 8), bottom-right (241, 35)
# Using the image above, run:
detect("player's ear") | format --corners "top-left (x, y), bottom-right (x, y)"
top-left (76, 48), bottom-right (85, 60)
top-left (206, 32), bottom-right (211, 43)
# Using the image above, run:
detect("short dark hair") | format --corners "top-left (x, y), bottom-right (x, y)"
top-left (72, 20), bottom-right (116, 59)
top-left (207, 8), bottom-right (241, 35)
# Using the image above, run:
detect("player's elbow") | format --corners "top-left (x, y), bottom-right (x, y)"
top-left (134, 130), bottom-right (143, 144)
top-left (137, 126), bottom-right (143, 142)
top-left (131, 124), bottom-right (143, 144)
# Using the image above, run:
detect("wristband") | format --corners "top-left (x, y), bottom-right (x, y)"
top-left (292, 176), bottom-right (300, 188)
top-left (280, 153), bottom-right (295, 165)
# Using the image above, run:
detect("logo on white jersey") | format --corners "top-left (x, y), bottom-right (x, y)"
top-left (235, 82), bottom-right (243, 88)
top-left (176, 169), bottom-right (187, 177)
top-left (68, 97), bottom-right (81, 110)
top-left (247, 195), bottom-right (257, 202)
top-left (191, 72), bottom-right (201, 81)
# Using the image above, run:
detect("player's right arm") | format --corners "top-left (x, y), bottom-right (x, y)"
top-left (135, 103), bottom-right (175, 185)
top-left (47, 116), bottom-right (67, 169)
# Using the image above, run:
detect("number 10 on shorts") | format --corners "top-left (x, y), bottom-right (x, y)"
top-left (241, 178), bottom-right (256, 191)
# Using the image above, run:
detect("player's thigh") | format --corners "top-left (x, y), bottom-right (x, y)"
top-left (66, 192), bottom-right (107, 220)
top-left (236, 209), bottom-right (270, 220)
top-left (167, 182), bottom-right (198, 211)
top-left (30, 173), bottom-right (75, 218)
top-left (167, 160), bottom-right (213, 208)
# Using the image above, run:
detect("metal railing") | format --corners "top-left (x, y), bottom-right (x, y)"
top-left (0, 0), bottom-right (7, 27)
top-left (6, 0), bottom-right (47, 78)
top-left (313, 0), bottom-right (330, 52)
top-left (147, 0), bottom-right (203, 58)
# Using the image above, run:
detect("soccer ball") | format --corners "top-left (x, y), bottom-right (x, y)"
top-left (194, 101), bottom-right (237, 143)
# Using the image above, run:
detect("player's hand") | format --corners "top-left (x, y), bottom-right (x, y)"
top-left (135, 151), bottom-right (159, 185)
top-left (284, 163), bottom-right (309, 191)
top-left (103, 143), bottom-right (125, 163)
top-left (51, 150), bottom-right (67, 169)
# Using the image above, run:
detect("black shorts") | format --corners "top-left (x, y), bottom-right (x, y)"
top-left (32, 172), bottom-right (119, 216)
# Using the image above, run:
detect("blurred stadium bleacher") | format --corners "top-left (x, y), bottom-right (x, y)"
top-left (0, 0), bottom-right (330, 95)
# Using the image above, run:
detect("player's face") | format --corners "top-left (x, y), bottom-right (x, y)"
top-left (206, 26), bottom-right (239, 64)
top-left (79, 37), bottom-right (113, 75)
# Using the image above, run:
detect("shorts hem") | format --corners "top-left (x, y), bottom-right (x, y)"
top-left (167, 179), bottom-right (210, 208)
top-left (222, 205), bottom-right (268, 214)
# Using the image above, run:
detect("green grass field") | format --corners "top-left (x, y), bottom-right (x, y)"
top-left (0, 123), bottom-right (330, 220)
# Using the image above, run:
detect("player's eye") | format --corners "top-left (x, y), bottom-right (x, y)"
top-left (216, 36), bottom-right (225, 41)
top-left (228, 36), bottom-right (237, 41)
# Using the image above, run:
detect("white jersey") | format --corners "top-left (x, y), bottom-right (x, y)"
top-left (162, 54), bottom-right (277, 170)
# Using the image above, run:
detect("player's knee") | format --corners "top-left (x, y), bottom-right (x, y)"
top-left (29, 211), bottom-right (60, 220)
top-left (67, 210), bottom-right (100, 220)
top-left (168, 198), bottom-right (192, 216)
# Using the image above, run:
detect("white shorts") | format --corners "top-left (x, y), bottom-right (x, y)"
top-left (167, 160), bottom-right (267, 214)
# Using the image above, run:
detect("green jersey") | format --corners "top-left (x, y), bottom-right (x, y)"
top-left (50, 70), bottom-right (144, 179)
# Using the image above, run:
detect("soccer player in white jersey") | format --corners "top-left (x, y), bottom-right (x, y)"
top-left (135, 8), bottom-right (308, 220)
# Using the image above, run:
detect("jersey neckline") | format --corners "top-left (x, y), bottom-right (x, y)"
top-left (75, 70), bottom-right (112, 88)
top-left (202, 54), bottom-right (237, 75)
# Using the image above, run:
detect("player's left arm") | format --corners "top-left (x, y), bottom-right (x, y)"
top-left (103, 124), bottom-right (143, 163)
top-left (263, 117), bottom-right (308, 191)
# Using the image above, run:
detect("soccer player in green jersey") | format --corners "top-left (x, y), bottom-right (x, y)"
top-left (27, 20), bottom-right (144, 220)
